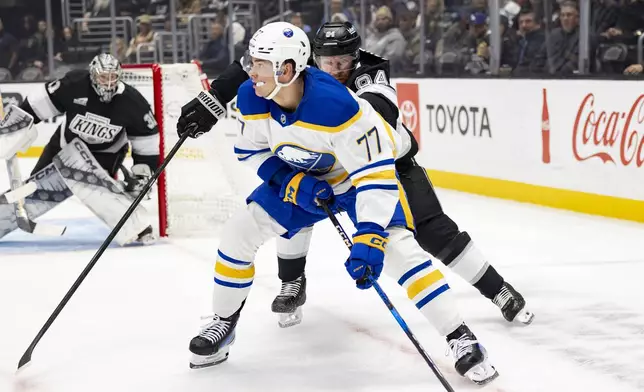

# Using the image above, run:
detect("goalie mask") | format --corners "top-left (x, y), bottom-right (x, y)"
top-left (89, 53), bottom-right (122, 103)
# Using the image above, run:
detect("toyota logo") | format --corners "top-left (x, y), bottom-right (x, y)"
top-left (400, 100), bottom-right (417, 131)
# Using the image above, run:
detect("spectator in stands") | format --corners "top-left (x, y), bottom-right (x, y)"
top-left (111, 37), bottom-right (129, 63)
top-left (513, 8), bottom-right (545, 75)
top-left (0, 17), bottom-right (19, 78)
top-left (322, 0), bottom-right (358, 25)
top-left (126, 14), bottom-right (156, 61)
top-left (624, 63), bottom-right (643, 75)
top-left (179, 0), bottom-right (202, 15)
top-left (592, 0), bottom-right (620, 36)
top-left (468, 0), bottom-right (488, 14)
top-left (197, 21), bottom-right (229, 74)
top-left (530, 1), bottom-right (593, 75)
top-left (290, 13), bottom-right (313, 41)
top-left (435, 8), bottom-right (470, 58)
top-left (602, 0), bottom-right (644, 43)
top-left (424, 0), bottom-right (447, 53)
top-left (396, 1), bottom-right (422, 74)
top-left (148, 0), bottom-right (170, 16)
top-left (364, 6), bottom-right (406, 63)
top-left (55, 26), bottom-right (100, 66)
top-left (19, 19), bottom-right (48, 72)
top-left (216, 10), bottom-right (247, 46)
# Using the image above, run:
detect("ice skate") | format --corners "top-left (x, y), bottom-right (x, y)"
top-left (493, 282), bottom-right (534, 324)
top-left (447, 324), bottom-right (499, 385)
top-left (271, 273), bottom-right (306, 328)
top-left (189, 311), bottom-right (240, 369)
top-left (135, 225), bottom-right (156, 245)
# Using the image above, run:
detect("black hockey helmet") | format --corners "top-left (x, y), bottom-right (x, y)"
top-left (312, 21), bottom-right (361, 58)
top-left (313, 22), bottom-right (361, 83)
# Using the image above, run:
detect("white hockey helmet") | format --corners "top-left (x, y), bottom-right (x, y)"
top-left (243, 22), bottom-right (310, 98)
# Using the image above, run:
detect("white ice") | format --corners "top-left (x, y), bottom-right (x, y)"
top-left (1, 159), bottom-right (643, 392)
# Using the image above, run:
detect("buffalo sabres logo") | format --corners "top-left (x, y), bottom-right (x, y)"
top-left (275, 144), bottom-right (335, 174)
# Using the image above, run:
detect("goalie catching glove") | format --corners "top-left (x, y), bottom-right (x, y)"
top-left (345, 227), bottom-right (389, 289)
top-left (176, 90), bottom-right (227, 138)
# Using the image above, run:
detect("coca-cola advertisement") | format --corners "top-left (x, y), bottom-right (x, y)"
top-left (572, 93), bottom-right (644, 168)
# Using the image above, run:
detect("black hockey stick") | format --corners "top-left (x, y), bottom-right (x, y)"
top-left (318, 200), bottom-right (455, 392)
top-left (17, 129), bottom-right (194, 370)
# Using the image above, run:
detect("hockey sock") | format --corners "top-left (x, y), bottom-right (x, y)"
top-left (277, 256), bottom-right (307, 282)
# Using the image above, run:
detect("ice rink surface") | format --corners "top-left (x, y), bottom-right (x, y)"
top-left (1, 159), bottom-right (643, 392)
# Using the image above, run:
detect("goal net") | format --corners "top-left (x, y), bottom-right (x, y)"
top-left (122, 63), bottom-right (257, 237)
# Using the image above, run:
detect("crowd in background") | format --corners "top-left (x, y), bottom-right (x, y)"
top-left (0, 0), bottom-right (643, 81)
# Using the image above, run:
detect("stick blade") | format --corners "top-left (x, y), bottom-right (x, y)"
top-left (32, 223), bottom-right (67, 237)
top-left (17, 349), bottom-right (32, 370)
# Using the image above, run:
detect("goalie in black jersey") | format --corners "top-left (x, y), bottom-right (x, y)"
top-left (177, 21), bottom-right (534, 336)
top-left (0, 53), bottom-right (157, 244)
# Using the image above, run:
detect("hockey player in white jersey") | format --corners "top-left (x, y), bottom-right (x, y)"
top-left (179, 22), bottom-right (498, 385)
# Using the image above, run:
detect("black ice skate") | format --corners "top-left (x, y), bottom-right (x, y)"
top-left (447, 324), bottom-right (499, 385)
top-left (271, 273), bottom-right (306, 328)
top-left (492, 282), bottom-right (534, 324)
top-left (189, 310), bottom-right (240, 369)
top-left (135, 225), bottom-right (155, 245)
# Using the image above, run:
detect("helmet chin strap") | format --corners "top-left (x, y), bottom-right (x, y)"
top-left (263, 70), bottom-right (301, 100)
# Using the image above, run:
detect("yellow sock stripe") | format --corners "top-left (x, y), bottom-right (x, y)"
top-left (407, 269), bottom-right (445, 299)
top-left (353, 233), bottom-right (388, 252)
top-left (215, 261), bottom-right (255, 280)
top-left (351, 169), bottom-right (397, 187)
top-left (397, 180), bottom-right (415, 230)
top-left (283, 172), bottom-right (305, 204)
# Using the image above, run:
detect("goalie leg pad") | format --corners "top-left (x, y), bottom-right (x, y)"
top-left (53, 138), bottom-right (152, 246)
top-left (0, 163), bottom-right (72, 239)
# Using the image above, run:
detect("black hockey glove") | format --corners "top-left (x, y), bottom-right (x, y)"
top-left (177, 90), bottom-right (227, 139)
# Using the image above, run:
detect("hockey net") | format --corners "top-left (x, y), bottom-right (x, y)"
top-left (121, 63), bottom-right (256, 237)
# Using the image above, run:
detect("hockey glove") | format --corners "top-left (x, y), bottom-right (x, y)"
top-left (345, 228), bottom-right (389, 290)
top-left (176, 90), bottom-right (226, 139)
top-left (123, 164), bottom-right (152, 198)
top-left (279, 172), bottom-right (334, 214)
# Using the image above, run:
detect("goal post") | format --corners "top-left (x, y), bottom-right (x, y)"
top-left (122, 63), bottom-right (255, 237)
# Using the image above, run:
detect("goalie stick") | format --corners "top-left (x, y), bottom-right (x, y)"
top-left (318, 200), bottom-right (456, 392)
top-left (0, 104), bottom-right (66, 236)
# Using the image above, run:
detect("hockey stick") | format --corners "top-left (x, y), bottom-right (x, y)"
top-left (17, 128), bottom-right (194, 370)
top-left (318, 200), bottom-right (455, 392)
top-left (0, 103), bottom-right (66, 235)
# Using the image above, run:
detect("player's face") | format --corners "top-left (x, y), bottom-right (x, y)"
top-left (315, 54), bottom-right (354, 84)
top-left (245, 57), bottom-right (277, 97)
top-left (94, 70), bottom-right (119, 90)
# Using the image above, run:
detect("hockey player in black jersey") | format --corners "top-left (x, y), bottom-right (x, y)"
top-left (0, 53), bottom-right (157, 244)
top-left (176, 21), bottom-right (533, 330)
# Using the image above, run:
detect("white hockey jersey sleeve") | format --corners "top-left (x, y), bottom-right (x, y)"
top-left (333, 102), bottom-right (411, 231)
top-left (234, 81), bottom-right (284, 183)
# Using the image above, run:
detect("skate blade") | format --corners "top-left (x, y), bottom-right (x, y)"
top-left (278, 307), bottom-right (302, 328)
top-left (514, 308), bottom-right (535, 325)
top-left (189, 350), bottom-right (230, 369)
top-left (465, 361), bottom-right (499, 385)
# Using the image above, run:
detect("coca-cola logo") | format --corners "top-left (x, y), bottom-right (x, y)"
top-left (573, 93), bottom-right (644, 167)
